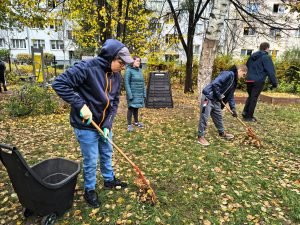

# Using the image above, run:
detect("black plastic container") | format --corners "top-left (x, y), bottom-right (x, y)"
top-left (0, 144), bottom-right (80, 224)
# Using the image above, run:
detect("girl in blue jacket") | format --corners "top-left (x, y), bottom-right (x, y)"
top-left (125, 56), bottom-right (146, 132)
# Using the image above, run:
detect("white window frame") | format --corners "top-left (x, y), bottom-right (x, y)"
top-left (243, 27), bottom-right (256, 36)
top-left (246, 3), bottom-right (260, 13)
top-left (241, 49), bottom-right (253, 56)
top-left (32, 39), bottom-right (45, 49)
top-left (273, 4), bottom-right (285, 14)
top-left (11, 39), bottom-right (27, 49)
top-left (50, 40), bottom-right (64, 50)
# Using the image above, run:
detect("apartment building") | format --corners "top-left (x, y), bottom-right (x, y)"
top-left (0, 19), bottom-right (76, 65)
top-left (222, 0), bottom-right (300, 59)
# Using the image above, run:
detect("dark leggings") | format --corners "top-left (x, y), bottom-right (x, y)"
top-left (127, 107), bottom-right (139, 125)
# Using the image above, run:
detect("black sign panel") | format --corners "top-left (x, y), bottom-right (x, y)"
top-left (146, 72), bottom-right (173, 108)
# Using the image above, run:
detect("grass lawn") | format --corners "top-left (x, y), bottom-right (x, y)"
top-left (0, 89), bottom-right (299, 225)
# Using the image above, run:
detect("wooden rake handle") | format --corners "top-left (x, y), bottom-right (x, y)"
top-left (91, 120), bottom-right (137, 169)
top-left (221, 101), bottom-right (260, 140)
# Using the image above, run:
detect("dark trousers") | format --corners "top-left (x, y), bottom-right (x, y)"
top-left (0, 72), bottom-right (6, 92)
top-left (243, 82), bottom-right (265, 118)
top-left (127, 107), bottom-right (139, 125)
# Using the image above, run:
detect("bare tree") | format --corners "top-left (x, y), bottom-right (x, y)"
top-left (166, 0), bottom-right (211, 93)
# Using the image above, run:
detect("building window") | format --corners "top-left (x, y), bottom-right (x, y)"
top-left (194, 45), bottom-right (200, 55)
top-left (165, 54), bottom-right (179, 62)
top-left (241, 49), bottom-right (253, 56)
top-left (0, 39), bottom-right (4, 48)
top-left (273, 4), bottom-right (285, 13)
top-left (32, 39), bottom-right (45, 49)
top-left (49, 19), bottom-right (62, 31)
top-left (246, 3), bottom-right (259, 13)
top-left (11, 39), bottom-right (26, 49)
top-left (164, 14), bottom-right (174, 24)
top-left (243, 27), bottom-right (256, 36)
top-left (50, 40), bottom-right (64, 50)
top-left (270, 28), bottom-right (281, 39)
top-left (165, 34), bottom-right (172, 44)
top-left (67, 30), bottom-right (73, 39)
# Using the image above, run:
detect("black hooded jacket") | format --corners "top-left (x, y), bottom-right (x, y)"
top-left (246, 51), bottom-right (277, 86)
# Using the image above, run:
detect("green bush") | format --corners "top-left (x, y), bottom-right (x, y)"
top-left (6, 85), bottom-right (60, 117)
top-left (276, 48), bottom-right (300, 93)
top-left (0, 49), bottom-right (10, 61)
top-left (212, 54), bottom-right (248, 90)
top-left (44, 53), bottom-right (55, 65)
top-left (16, 53), bottom-right (32, 64)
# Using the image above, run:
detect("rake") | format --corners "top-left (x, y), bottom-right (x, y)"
top-left (221, 101), bottom-right (262, 147)
top-left (90, 120), bottom-right (157, 204)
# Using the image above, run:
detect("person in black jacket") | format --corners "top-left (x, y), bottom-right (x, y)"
top-left (242, 42), bottom-right (278, 122)
top-left (52, 39), bottom-right (134, 208)
top-left (197, 65), bottom-right (247, 146)
top-left (0, 60), bottom-right (7, 93)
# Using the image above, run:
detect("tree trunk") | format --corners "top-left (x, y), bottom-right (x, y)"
top-left (184, 34), bottom-right (194, 93)
top-left (122, 0), bottom-right (131, 43)
top-left (198, 39), bottom-right (218, 98)
top-left (197, 0), bottom-right (230, 100)
top-left (184, 5), bottom-right (195, 93)
top-left (116, 0), bottom-right (123, 38)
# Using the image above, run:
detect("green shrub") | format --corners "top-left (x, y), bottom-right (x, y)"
top-left (0, 49), bottom-right (10, 61)
top-left (44, 53), bottom-right (55, 65)
top-left (6, 84), bottom-right (60, 117)
top-left (276, 48), bottom-right (300, 93)
top-left (16, 53), bottom-right (32, 64)
top-left (212, 54), bottom-right (248, 90)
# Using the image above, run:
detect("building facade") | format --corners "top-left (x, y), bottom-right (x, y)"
top-left (0, 20), bottom-right (76, 65)
top-left (222, 0), bottom-right (300, 59)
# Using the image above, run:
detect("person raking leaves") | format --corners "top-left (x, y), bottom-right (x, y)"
top-left (197, 65), bottom-right (248, 146)
top-left (52, 39), bottom-right (134, 208)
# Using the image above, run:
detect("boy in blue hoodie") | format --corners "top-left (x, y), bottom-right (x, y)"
top-left (52, 39), bottom-right (134, 208)
top-left (198, 65), bottom-right (247, 146)
top-left (242, 42), bottom-right (278, 122)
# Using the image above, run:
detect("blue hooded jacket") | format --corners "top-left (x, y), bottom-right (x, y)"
top-left (202, 70), bottom-right (237, 110)
top-left (246, 51), bottom-right (277, 85)
top-left (52, 39), bottom-right (125, 130)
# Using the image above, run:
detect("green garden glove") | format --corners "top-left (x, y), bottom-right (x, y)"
top-left (101, 128), bottom-right (110, 142)
top-left (80, 104), bottom-right (92, 125)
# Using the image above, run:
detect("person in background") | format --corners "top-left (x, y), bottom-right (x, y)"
top-left (242, 42), bottom-right (278, 122)
top-left (52, 39), bottom-right (134, 208)
top-left (125, 56), bottom-right (146, 132)
top-left (0, 60), bottom-right (7, 93)
top-left (197, 65), bottom-right (248, 146)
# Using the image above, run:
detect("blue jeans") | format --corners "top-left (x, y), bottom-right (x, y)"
top-left (74, 128), bottom-right (114, 191)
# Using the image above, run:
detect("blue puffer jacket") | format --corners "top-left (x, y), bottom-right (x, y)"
top-left (125, 65), bottom-right (146, 108)
top-left (52, 39), bottom-right (124, 130)
top-left (202, 70), bottom-right (237, 110)
top-left (246, 51), bottom-right (277, 85)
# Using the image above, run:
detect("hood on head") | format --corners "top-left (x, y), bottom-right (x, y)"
top-left (98, 39), bottom-right (126, 63)
top-left (250, 51), bottom-right (267, 61)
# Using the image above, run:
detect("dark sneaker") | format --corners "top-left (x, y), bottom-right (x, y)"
top-left (243, 117), bottom-right (257, 122)
top-left (104, 177), bottom-right (128, 190)
top-left (219, 132), bottom-right (234, 140)
top-left (84, 190), bottom-right (100, 208)
top-left (197, 136), bottom-right (210, 146)
top-left (134, 122), bottom-right (144, 128)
